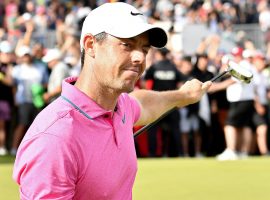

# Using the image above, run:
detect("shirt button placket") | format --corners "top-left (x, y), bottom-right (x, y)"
top-left (104, 113), bottom-right (118, 145)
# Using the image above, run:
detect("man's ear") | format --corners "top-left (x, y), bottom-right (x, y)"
top-left (83, 34), bottom-right (95, 57)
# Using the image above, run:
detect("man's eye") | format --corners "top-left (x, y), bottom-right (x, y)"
top-left (121, 42), bottom-right (132, 49)
top-left (142, 47), bottom-right (150, 55)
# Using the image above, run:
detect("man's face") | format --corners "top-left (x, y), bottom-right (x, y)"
top-left (92, 32), bottom-right (150, 93)
top-left (181, 60), bottom-right (193, 75)
top-left (0, 52), bottom-right (12, 63)
top-left (21, 54), bottom-right (32, 64)
top-left (197, 56), bottom-right (208, 71)
top-left (253, 58), bottom-right (266, 72)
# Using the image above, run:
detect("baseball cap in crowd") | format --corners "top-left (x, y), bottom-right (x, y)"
top-left (64, 56), bottom-right (77, 66)
top-left (221, 54), bottom-right (234, 65)
top-left (80, 2), bottom-right (168, 51)
top-left (231, 47), bottom-right (243, 57)
top-left (242, 49), bottom-right (254, 59)
top-left (42, 48), bottom-right (62, 63)
top-left (253, 51), bottom-right (266, 60)
top-left (16, 45), bottom-right (31, 57)
top-left (0, 40), bottom-right (13, 53)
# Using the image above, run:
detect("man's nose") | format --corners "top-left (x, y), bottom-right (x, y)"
top-left (131, 50), bottom-right (145, 64)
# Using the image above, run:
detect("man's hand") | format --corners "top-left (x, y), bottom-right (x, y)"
top-left (178, 79), bottom-right (212, 106)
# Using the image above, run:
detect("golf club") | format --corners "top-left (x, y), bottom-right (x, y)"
top-left (133, 60), bottom-right (253, 138)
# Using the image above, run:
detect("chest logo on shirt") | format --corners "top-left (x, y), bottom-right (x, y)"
top-left (122, 114), bottom-right (126, 124)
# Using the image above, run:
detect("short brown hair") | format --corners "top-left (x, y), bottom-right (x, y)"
top-left (80, 32), bottom-right (108, 68)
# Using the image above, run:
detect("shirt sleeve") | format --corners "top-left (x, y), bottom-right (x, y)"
top-left (13, 133), bottom-right (77, 200)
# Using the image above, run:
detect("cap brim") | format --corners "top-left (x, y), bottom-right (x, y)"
top-left (107, 24), bottom-right (167, 48)
top-left (148, 28), bottom-right (168, 48)
top-left (0, 50), bottom-right (12, 53)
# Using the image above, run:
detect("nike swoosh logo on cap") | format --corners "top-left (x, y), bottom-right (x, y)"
top-left (130, 11), bottom-right (143, 16)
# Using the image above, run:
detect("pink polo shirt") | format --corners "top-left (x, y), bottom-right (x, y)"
top-left (13, 77), bottom-right (141, 200)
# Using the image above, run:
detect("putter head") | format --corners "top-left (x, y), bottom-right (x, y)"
top-left (228, 61), bottom-right (253, 83)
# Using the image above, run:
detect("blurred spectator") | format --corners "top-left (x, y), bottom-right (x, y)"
top-left (175, 55), bottom-right (201, 157)
top-left (154, 0), bottom-right (174, 22)
top-left (5, 0), bottom-right (21, 43)
top-left (58, 28), bottom-right (81, 63)
top-left (64, 55), bottom-right (80, 77)
top-left (32, 42), bottom-right (47, 69)
top-left (134, 0), bottom-right (153, 18)
top-left (10, 45), bottom-right (48, 155)
top-left (220, 2), bottom-right (239, 25)
top-left (23, 1), bottom-right (36, 16)
top-left (208, 53), bottom-right (233, 155)
top-left (32, 5), bottom-right (48, 45)
top-left (217, 47), bottom-right (258, 160)
top-left (191, 53), bottom-right (214, 157)
top-left (0, 40), bottom-right (15, 155)
top-left (258, 0), bottom-right (270, 33)
top-left (0, 1), bottom-right (5, 28)
top-left (207, 9), bottom-right (222, 34)
top-left (258, 0), bottom-right (270, 59)
top-left (243, 0), bottom-right (258, 24)
top-left (143, 47), bottom-right (182, 157)
top-left (42, 48), bottom-right (70, 104)
top-left (251, 51), bottom-right (269, 155)
top-left (133, 77), bottom-right (149, 158)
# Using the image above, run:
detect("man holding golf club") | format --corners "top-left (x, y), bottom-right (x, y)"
top-left (13, 2), bottom-right (211, 200)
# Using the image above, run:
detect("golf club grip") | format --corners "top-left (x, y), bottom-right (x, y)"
top-left (134, 70), bottom-right (229, 138)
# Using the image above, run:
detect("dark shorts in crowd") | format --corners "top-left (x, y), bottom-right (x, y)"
top-left (251, 105), bottom-right (268, 130)
top-left (226, 100), bottom-right (254, 127)
top-left (0, 100), bottom-right (11, 120)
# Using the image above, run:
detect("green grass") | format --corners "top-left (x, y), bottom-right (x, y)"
top-left (134, 157), bottom-right (270, 200)
top-left (0, 155), bottom-right (18, 199)
top-left (1, 156), bottom-right (270, 200)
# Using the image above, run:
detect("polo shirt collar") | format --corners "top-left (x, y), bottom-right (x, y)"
top-left (61, 77), bottom-right (115, 119)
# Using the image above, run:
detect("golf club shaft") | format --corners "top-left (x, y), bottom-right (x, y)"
top-left (210, 70), bottom-right (228, 82)
top-left (133, 70), bottom-right (229, 138)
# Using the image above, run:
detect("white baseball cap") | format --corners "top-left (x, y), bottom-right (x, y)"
top-left (16, 45), bottom-right (31, 57)
top-left (42, 48), bottom-right (62, 63)
top-left (0, 40), bottom-right (13, 53)
top-left (80, 2), bottom-right (167, 51)
top-left (242, 49), bottom-right (254, 59)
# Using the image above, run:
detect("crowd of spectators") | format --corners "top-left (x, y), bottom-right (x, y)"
top-left (0, 0), bottom-right (270, 159)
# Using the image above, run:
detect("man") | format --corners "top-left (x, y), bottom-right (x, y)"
top-left (13, 3), bottom-right (211, 199)
top-left (10, 45), bottom-right (48, 156)
top-left (251, 51), bottom-right (269, 155)
top-left (42, 48), bottom-right (70, 103)
top-left (0, 40), bottom-right (14, 155)
top-left (143, 47), bottom-right (182, 157)
top-left (217, 47), bottom-right (258, 160)
top-left (175, 55), bottom-right (202, 157)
